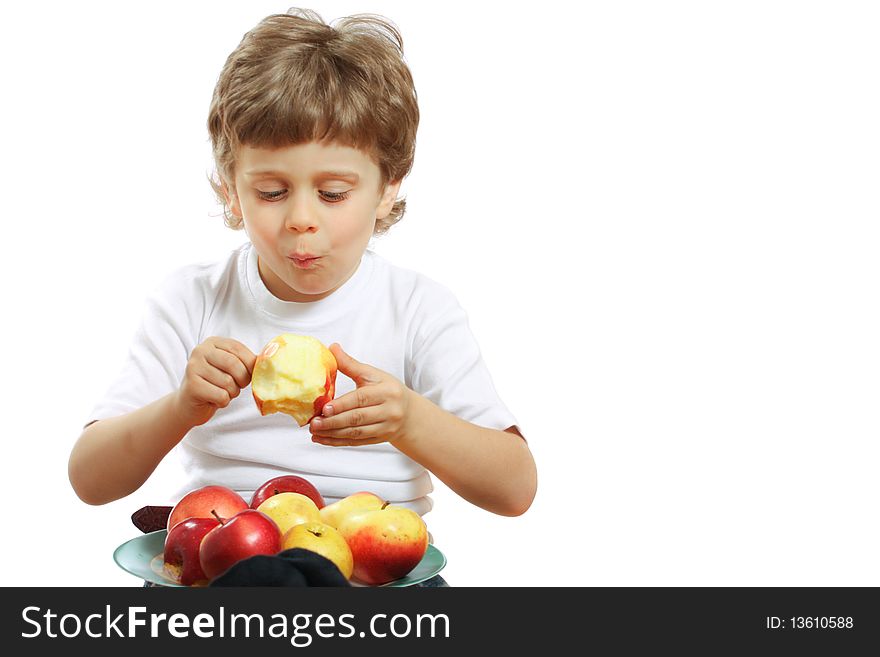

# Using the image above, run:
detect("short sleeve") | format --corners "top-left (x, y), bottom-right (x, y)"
top-left (85, 269), bottom-right (204, 427)
top-left (407, 284), bottom-right (519, 433)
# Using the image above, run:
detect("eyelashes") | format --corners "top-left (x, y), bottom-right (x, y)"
top-left (257, 189), bottom-right (351, 203)
top-left (319, 190), bottom-right (350, 202)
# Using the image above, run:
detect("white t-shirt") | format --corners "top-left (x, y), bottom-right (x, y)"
top-left (87, 242), bottom-right (519, 514)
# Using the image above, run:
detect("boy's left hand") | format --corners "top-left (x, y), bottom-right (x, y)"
top-left (308, 343), bottom-right (413, 447)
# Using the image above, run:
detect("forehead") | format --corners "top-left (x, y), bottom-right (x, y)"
top-left (238, 141), bottom-right (380, 180)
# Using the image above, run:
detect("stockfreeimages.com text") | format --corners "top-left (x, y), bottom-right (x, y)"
top-left (21, 605), bottom-right (450, 647)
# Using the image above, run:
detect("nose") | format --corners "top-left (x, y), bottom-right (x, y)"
top-left (285, 193), bottom-right (319, 233)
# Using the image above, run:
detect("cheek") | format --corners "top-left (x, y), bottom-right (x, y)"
top-left (241, 206), bottom-right (278, 240)
top-left (331, 207), bottom-right (377, 244)
top-left (339, 206), bottom-right (376, 243)
top-left (241, 216), bottom-right (260, 243)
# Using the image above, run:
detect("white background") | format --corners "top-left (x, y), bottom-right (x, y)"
top-left (1, 0), bottom-right (878, 586)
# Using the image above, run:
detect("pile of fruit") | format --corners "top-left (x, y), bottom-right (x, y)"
top-left (162, 475), bottom-right (428, 586)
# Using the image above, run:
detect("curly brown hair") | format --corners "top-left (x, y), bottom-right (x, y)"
top-left (207, 8), bottom-right (419, 234)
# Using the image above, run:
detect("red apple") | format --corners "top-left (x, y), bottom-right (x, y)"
top-left (163, 517), bottom-right (219, 585)
top-left (250, 475), bottom-right (326, 509)
top-left (338, 502), bottom-right (429, 585)
top-left (198, 509), bottom-right (282, 581)
top-left (251, 334), bottom-right (337, 426)
top-left (167, 485), bottom-right (248, 532)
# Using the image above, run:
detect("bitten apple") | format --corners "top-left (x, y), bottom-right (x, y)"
top-left (250, 475), bottom-right (325, 509)
top-left (281, 521), bottom-right (354, 579)
top-left (167, 485), bottom-right (249, 532)
top-left (198, 509), bottom-right (281, 581)
top-left (251, 334), bottom-right (337, 426)
top-left (318, 492), bottom-right (384, 530)
top-left (256, 492), bottom-right (320, 535)
top-left (338, 503), bottom-right (429, 585)
top-left (163, 517), bottom-right (220, 585)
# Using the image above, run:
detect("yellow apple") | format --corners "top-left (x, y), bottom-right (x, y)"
top-left (252, 333), bottom-right (337, 426)
top-left (281, 521), bottom-right (354, 579)
top-left (256, 492), bottom-right (320, 535)
top-left (338, 503), bottom-right (429, 585)
top-left (318, 492), bottom-right (385, 530)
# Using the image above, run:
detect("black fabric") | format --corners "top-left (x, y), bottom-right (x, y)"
top-left (209, 548), bottom-right (351, 587)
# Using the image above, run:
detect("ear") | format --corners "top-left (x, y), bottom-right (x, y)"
top-left (220, 179), bottom-right (243, 219)
top-left (376, 180), bottom-right (402, 220)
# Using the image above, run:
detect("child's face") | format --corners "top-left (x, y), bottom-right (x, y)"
top-left (226, 141), bottom-right (400, 302)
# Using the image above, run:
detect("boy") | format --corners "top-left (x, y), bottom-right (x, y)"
top-left (69, 9), bottom-right (536, 523)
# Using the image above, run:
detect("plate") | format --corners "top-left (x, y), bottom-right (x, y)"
top-left (114, 530), bottom-right (446, 588)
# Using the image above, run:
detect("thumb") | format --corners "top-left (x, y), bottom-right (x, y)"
top-left (329, 343), bottom-right (379, 384)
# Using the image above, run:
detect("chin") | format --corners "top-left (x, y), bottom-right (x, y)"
top-left (267, 265), bottom-right (333, 301)
top-left (284, 276), bottom-right (338, 300)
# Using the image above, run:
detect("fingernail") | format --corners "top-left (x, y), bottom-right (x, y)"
top-left (312, 417), bottom-right (323, 428)
top-left (323, 405), bottom-right (333, 417)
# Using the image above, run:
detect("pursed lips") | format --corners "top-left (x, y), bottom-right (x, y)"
top-left (288, 253), bottom-right (321, 268)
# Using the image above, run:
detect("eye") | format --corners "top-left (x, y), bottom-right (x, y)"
top-left (319, 190), bottom-right (350, 203)
top-left (258, 189), bottom-right (286, 201)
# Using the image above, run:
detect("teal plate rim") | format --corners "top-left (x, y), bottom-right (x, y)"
top-left (114, 529), bottom-right (446, 588)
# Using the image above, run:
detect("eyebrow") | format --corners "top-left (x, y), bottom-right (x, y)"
top-left (243, 169), bottom-right (360, 182)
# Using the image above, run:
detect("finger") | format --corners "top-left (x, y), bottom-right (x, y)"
top-left (310, 421), bottom-right (387, 442)
top-left (198, 362), bottom-right (240, 401)
top-left (320, 386), bottom-right (381, 418)
top-left (193, 375), bottom-right (232, 407)
top-left (329, 343), bottom-right (380, 384)
top-left (310, 405), bottom-right (383, 433)
top-left (311, 435), bottom-right (390, 447)
top-left (213, 338), bottom-right (258, 378)
top-left (205, 345), bottom-right (251, 389)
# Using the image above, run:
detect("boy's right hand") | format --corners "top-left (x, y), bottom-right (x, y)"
top-left (174, 337), bottom-right (257, 427)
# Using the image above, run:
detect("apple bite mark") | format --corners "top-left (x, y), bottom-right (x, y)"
top-left (252, 334), bottom-right (338, 426)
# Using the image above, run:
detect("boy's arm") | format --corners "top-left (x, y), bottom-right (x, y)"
top-left (68, 392), bottom-right (195, 505)
top-left (310, 344), bottom-right (537, 517)
top-left (69, 337), bottom-right (256, 506)
top-left (393, 392), bottom-right (537, 517)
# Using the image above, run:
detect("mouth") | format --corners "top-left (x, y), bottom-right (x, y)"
top-left (288, 253), bottom-right (322, 269)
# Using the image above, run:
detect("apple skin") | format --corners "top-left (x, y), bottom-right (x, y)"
top-left (318, 492), bottom-right (384, 530)
top-left (338, 504), bottom-right (429, 585)
top-left (163, 517), bottom-right (219, 585)
top-left (167, 485), bottom-right (248, 532)
top-left (252, 334), bottom-right (337, 426)
top-left (198, 509), bottom-right (282, 581)
top-left (256, 492), bottom-right (321, 536)
top-left (250, 475), bottom-right (326, 510)
top-left (281, 521), bottom-right (354, 579)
